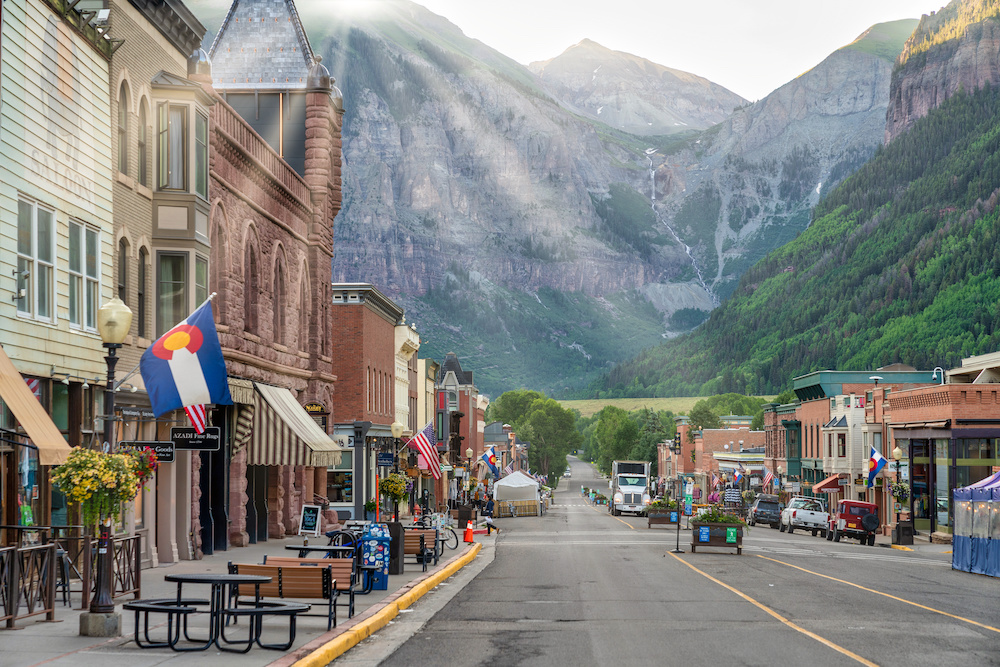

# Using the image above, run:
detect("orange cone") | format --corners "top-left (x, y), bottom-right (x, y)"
top-left (464, 520), bottom-right (474, 543)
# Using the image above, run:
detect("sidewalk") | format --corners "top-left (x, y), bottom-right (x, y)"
top-left (3, 533), bottom-right (486, 667)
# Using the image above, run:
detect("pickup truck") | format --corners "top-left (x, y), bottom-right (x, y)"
top-left (780, 496), bottom-right (829, 537)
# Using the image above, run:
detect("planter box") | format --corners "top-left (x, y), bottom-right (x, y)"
top-left (690, 522), bottom-right (744, 554)
top-left (648, 511), bottom-right (680, 528)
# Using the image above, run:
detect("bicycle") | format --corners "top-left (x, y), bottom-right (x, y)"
top-left (414, 512), bottom-right (459, 550)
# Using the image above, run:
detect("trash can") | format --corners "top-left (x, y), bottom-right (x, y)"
top-left (893, 521), bottom-right (914, 545)
top-left (457, 504), bottom-right (475, 528)
top-left (387, 521), bottom-right (405, 575)
top-left (361, 523), bottom-right (391, 590)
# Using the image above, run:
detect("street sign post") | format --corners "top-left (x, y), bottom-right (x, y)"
top-left (171, 426), bottom-right (222, 451)
top-left (118, 440), bottom-right (175, 463)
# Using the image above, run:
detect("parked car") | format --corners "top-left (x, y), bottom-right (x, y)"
top-left (748, 494), bottom-right (782, 528)
top-left (564, 468), bottom-right (572, 478)
top-left (780, 496), bottom-right (829, 536)
top-left (826, 499), bottom-right (879, 545)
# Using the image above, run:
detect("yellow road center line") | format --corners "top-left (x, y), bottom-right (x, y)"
top-left (667, 552), bottom-right (876, 666)
top-left (757, 555), bottom-right (1000, 634)
top-left (590, 503), bottom-right (634, 529)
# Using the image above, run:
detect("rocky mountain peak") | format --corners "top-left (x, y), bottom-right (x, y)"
top-left (529, 39), bottom-right (746, 136)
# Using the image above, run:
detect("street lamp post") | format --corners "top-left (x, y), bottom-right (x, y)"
top-left (892, 445), bottom-right (903, 525)
top-left (668, 437), bottom-right (683, 554)
top-left (391, 421), bottom-right (404, 522)
top-left (87, 298), bottom-right (132, 629)
top-left (465, 446), bottom-right (474, 505)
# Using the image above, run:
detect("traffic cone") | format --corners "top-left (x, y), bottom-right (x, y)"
top-left (464, 520), bottom-right (474, 543)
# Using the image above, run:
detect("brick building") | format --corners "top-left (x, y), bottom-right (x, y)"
top-left (328, 283), bottom-right (404, 521)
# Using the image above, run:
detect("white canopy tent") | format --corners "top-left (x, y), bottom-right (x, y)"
top-left (493, 471), bottom-right (540, 503)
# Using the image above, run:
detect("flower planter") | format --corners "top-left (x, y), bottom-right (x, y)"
top-left (647, 511), bottom-right (680, 528)
top-left (690, 521), bottom-right (744, 554)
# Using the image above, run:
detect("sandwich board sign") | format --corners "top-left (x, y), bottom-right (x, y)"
top-left (298, 504), bottom-right (322, 537)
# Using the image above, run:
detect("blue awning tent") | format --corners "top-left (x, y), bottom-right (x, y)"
top-left (952, 471), bottom-right (1000, 578)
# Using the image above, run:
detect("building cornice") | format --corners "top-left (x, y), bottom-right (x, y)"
top-left (128, 0), bottom-right (205, 57)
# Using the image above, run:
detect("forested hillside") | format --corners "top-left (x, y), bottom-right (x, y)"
top-left (595, 84), bottom-right (1000, 397)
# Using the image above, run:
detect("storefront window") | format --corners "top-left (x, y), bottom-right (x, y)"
top-left (911, 439), bottom-right (931, 532)
top-left (934, 438), bottom-right (950, 528)
top-left (17, 447), bottom-right (41, 534)
top-left (327, 452), bottom-right (353, 504)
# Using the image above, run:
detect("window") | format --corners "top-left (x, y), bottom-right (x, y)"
top-left (157, 253), bottom-right (187, 336)
top-left (195, 255), bottom-right (208, 307)
top-left (69, 221), bottom-right (99, 330)
top-left (273, 261), bottom-right (285, 344)
top-left (244, 249), bottom-right (258, 334)
top-left (866, 390), bottom-right (873, 404)
top-left (837, 433), bottom-right (846, 457)
top-left (299, 274), bottom-right (309, 349)
top-left (195, 113), bottom-right (208, 199)
top-left (118, 83), bottom-right (129, 175)
top-left (137, 101), bottom-right (148, 186)
top-left (158, 104), bottom-right (186, 190)
top-left (117, 238), bottom-right (128, 301)
top-left (137, 248), bottom-right (148, 338)
top-left (16, 198), bottom-right (55, 321)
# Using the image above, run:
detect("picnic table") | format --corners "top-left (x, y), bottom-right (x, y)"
top-left (285, 544), bottom-right (356, 558)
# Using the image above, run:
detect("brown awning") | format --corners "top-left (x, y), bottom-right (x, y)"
top-left (0, 346), bottom-right (73, 465)
top-left (245, 383), bottom-right (344, 467)
top-left (812, 474), bottom-right (844, 494)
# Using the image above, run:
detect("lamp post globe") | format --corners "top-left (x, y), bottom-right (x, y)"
top-left (89, 297), bottom-right (133, 624)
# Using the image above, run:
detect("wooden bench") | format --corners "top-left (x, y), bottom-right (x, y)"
top-left (402, 529), bottom-right (438, 571)
top-left (261, 556), bottom-right (358, 619)
top-left (228, 563), bottom-right (337, 630)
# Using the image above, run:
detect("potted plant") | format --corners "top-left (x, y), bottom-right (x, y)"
top-left (690, 504), bottom-right (748, 554)
top-left (364, 498), bottom-right (377, 521)
top-left (647, 498), bottom-right (680, 528)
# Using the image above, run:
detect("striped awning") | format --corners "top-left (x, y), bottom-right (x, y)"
top-left (246, 383), bottom-right (344, 467)
top-left (0, 346), bottom-right (72, 465)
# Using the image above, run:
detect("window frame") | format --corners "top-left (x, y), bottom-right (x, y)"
top-left (195, 112), bottom-right (208, 199)
top-left (156, 251), bottom-right (188, 337)
top-left (117, 238), bottom-right (128, 302)
top-left (137, 100), bottom-right (148, 187)
top-left (68, 219), bottom-right (100, 332)
top-left (158, 102), bottom-right (188, 191)
top-left (137, 247), bottom-right (148, 338)
top-left (117, 83), bottom-right (129, 175)
top-left (16, 197), bottom-right (56, 323)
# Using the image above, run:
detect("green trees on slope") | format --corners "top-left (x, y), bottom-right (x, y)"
top-left (597, 84), bottom-right (1000, 397)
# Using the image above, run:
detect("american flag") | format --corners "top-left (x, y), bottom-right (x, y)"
top-left (762, 468), bottom-right (774, 490)
top-left (711, 472), bottom-right (720, 489)
top-left (504, 461), bottom-right (514, 476)
top-left (407, 420), bottom-right (441, 480)
top-left (184, 404), bottom-right (207, 433)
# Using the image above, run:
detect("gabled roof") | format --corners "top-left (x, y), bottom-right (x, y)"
top-left (151, 71), bottom-right (215, 104)
top-left (439, 353), bottom-right (474, 385)
top-left (208, 0), bottom-right (315, 90)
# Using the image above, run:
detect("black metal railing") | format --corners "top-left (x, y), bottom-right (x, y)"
top-left (80, 533), bottom-right (141, 610)
top-left (2, 542), bottom-right (56, 628)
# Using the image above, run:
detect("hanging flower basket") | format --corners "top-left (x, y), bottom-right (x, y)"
top-left (890, 481), bottom-right (909, 503)
top-left (379, 473), bottom-right (408, 503)
top-left (50, 448), bottom-right (143, 529)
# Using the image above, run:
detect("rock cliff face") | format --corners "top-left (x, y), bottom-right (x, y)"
top-left (529, 39), bottom-right (747, 136)
top-left (886, 1), bottom-right (1000, 142)
top-left (645, 20), bottom-right (915, 298)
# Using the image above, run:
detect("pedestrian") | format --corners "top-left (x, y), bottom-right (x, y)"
top-left (484, 494), bottom-right (498, 535)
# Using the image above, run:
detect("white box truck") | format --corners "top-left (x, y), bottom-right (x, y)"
top-left (609, 460), bottom-right (651, 516)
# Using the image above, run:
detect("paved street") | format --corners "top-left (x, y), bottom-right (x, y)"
top-left (345, 457), bottom-right (1000, 667)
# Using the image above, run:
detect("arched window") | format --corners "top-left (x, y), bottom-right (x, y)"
top-left (117, 83), bottom-right (129, 175)
top-left (138, 247), bottom-right (148, 338)
top-left (137, 99), bottom-right (148, 186)
top-left (245, 247), bottom-right (258, 334)
top-left (273, 259), bottom-right (286, 345)
top-left (117, 238), bottom-right (129, 302)
top-left (298, 271), bottom-right (309, 351)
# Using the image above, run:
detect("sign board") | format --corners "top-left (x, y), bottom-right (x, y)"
top-left (670, 511), bottom-right (679, 523)
top-left (376, 452), bottom-right (395, 468)
top-left (726, 527), bottom-right (738, 543)
top-left (894, 502), bottom-right (902, 513)
top-left (855, 477), bottom-right (884, 487)
top-left (298, 504), bottom-right (321, 537)
top-left (117, 407), bottom-right (155, 419)
top-left (785, 482), bottom-right (801, 493)
top-left (119, 440), bottom-right (175, 463)
top-left (684, 502), bottom-right (692, 516)
top-left (699, 526), bottom-right (710, 542)
top-left (839, 478), bottom-right (851, 486)
top-left (172, 426), bottom-right (221, 451)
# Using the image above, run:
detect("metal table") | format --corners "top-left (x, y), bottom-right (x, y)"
top-left (284, 544), bottom-right (357, 558)
top-left (164, 573), bottom-right (271, 651)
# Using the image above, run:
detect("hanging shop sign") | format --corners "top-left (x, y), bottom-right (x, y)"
top-left (172, 426), bottom-right (222, 451)
top-left (119, 440), bottom-right (175, 463)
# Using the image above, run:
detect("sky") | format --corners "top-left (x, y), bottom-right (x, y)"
top-left (412, 0), bottom-right (947, 101)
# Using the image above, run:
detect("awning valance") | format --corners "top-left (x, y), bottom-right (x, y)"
top-left (246, 383), bottom-right (344, 467)
top-left (0, 346), bottom-right (73, 465)
top-left (812, 474), bottom-right (844, 494)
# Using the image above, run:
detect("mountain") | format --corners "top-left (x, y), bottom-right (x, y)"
top-left (886, 0), bottom-right (1000, 142)
top-left (595, 7), bottom-right (1000, 398)
top-left (187, 0), bottom-right (913, 398)
top-left (528, 39), bottom-right (747, 136)
top-left (644, 19), bottom-right (917, 300)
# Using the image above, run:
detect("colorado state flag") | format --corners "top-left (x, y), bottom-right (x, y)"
top-left (867, 446), bottom-right (887, 488)
top-left (481, 446), bottom-right (500, 477)
top-left (140, 301), bottom-right (232, 418)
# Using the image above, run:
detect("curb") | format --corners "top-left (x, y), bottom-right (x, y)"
top-left (284, 542), bottom-right (483, 667)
